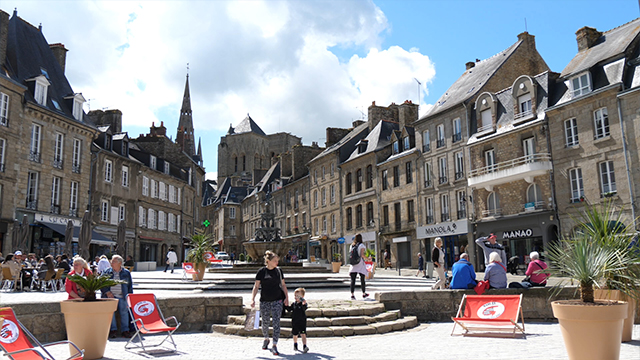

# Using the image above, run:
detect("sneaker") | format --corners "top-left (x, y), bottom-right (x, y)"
top-left (294, 343), bottom-right (298, 351)
top-left (270, 346), bottom-right (279, 355)
top-left (109, 330), bottom-right (117, 339)
top-left (362, 293), bottom-right (369, 299)
top-left (303, 345), bottom-right (309, 353)
top-left (262, 339), bottom-right (270, 350)
top-left (350, 294), bottom-right (356, 300)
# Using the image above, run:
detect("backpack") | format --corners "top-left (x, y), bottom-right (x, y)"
top-left (349, 244), bottom-right (361, 265)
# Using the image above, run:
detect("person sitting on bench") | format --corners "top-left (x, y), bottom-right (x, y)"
top-left (484, 252), bottom-right (507, 289)
top-left (524, 251), bottom-right (548, 287)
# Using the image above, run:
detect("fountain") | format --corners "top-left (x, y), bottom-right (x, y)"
top-left (243, 190), bottom-right (293, 263)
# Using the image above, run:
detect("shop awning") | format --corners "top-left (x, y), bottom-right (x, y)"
top-left (37, 222), bottom-right (116, 246)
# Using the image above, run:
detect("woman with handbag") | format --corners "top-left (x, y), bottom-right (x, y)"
top-left (251, 250), bottom-right (289, 355)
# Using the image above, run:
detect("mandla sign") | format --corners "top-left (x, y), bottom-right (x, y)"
top-left (417, 220), bottom-right (468, 238)
top-left (502, 228), bottom-right (533, 239)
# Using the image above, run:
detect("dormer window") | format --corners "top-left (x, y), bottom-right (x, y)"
top-left (32, 75), bottom-right (50, 106)
top-left (393, 140), bottom-right (399, 154)
top-left (512, 76), bottom-right (536, 122)
top-left (403, 137), bottom-right (410, 151)
top-left (357, 139), bottom-right (368, 154)
top-left (164, 161), bottom-right (170, 174)
top-left (480, 109), bottom-right (492, 132)
top-left (104, 134), bottom-right (112, 150)
top-left (150, 155), bottom-right (156, 170)
top-left (72, 94), bottom-right (85, 121)
top-left (518, 93), bottom-right (532, 114)
top-left (571, 73), bottom-right (591, 98)
top-left (122, 140), bottom-right (129, 157)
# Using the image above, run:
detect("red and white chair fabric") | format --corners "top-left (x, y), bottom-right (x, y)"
top-left (181, 263), bottom-right (197, 281)
top-left (451, 294), bottom-right (525, 337)
top-left (125, 294), bottom-right (180, 353)
top-left (0, 307), bottom-right (84, 360)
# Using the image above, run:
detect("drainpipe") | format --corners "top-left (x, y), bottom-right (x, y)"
top-left (543, 114), bottom-right (560, 241)
top-left (88, 141), bottom-right (104, 211)
top-left (616, 94), bottom-right (637, 230)
top-left (462, 101), bottom-right (476, 266)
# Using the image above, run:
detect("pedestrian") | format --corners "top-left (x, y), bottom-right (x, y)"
top-left (475, 233), bottom-right (507, 267)
top-left (450, 253), bottom-right (477, 289)
top-left (101, 255), bottom-right (133, 338)
top-left (123, 255), bottom-right (134, 268)
top-left (383, 249), bottom-right (391, 270)
top-left (431, 237), bottom-right (446, 290)
top-left (415, 253), bottom-right (426, 277)
top-left (251, 250), bottom-right (289, 355)
top-left (484, 252), bottom-right (507, 289)
top-left (164, 247), bottom-right (178, 273)
top-left (348, 234), bottom-right (369, 300)
top-left (230, 252), bottom-right (235, 264)
top-left (289, 287), bottom-right (309, 353)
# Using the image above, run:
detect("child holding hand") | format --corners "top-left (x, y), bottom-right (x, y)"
top-left (291, 287), bottom-right (309, 353)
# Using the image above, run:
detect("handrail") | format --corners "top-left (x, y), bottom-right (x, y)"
top-left (469, 153), bottom-right (551, 178)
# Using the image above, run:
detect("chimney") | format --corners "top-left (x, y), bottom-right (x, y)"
top-left (104, 109), bottom-right (123, 133)
top-left (465, 61), bottom-right (475, 70)
top-left (576, 26), bottom-right (602, 51)
top-left (49, 43), bottom-right (68, 74)
top-left (0, 10), bottom-right (9, 69)
top-left (517, 31), bottom-right (536, 49)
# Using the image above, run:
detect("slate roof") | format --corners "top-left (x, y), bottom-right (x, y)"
top-left (309, 121), bottom-right (370, 164)
top-left (423, 41), bottom-right (522, 118)
top-left (4, 11), bottom-right (85, 123)
top-left (561, 18), bottom-right (640, 78)
top-left (344, 120), bottom-right (399, 163)
top-left (230, 114), bottom-right (267, 136)
top-left (256, 162), bottom-right (281, 194)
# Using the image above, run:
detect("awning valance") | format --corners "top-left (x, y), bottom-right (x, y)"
top-left (37, 222), bottom-right (115, 246)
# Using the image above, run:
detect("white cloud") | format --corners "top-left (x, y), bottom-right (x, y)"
top-left (4, 0), bottom-right (436, 170)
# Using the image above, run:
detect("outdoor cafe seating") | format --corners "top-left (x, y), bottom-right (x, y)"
top-left (1, 267), bottom-right (22, 292)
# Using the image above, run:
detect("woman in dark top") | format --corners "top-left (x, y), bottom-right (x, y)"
top-left (251, 250), bottom-right (289, 355)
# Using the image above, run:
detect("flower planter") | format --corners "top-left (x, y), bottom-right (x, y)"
top-left (60, 298), bottom-right (118, 360)
top-left (192, 263), bottom-right (207, 281)
top-left (594, 289), bottom-right (637, 342)
top-left (552, 300), bottom-right (627, 360)
top-left (331, 262), bottom-right (341, 273)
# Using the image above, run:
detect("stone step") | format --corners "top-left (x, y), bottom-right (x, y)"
top-left (240, 303), bottom-right (387, 317)
top-left (228, 309), bottom-right (400, 327)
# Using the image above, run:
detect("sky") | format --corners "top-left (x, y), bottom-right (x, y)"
top-left (3, 1), bottom-right (640, 181)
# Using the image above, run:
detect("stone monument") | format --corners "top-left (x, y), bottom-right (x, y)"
top-left (243, 190), bottom-right (292, 262)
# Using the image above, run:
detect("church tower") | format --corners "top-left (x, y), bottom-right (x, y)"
top-left (176, 74), bottom-right (196, 157)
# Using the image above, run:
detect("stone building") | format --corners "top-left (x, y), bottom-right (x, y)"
top-left (546, 19), bottom-right (640, 236)
top-left (414, 31), bottom-right (549, 268)
top-left (467, 71), bottom-right (559, 268)
top-left (0, 10), bottom-right (100, 257)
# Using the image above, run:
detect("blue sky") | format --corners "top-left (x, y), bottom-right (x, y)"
top-left (4, 1), bottom-right (640, 181)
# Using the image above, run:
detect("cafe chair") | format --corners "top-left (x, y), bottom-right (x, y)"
top-left (1, 267), bottom-right (22, 292)
top-left (126, 293), bottom-right (180, 353)
top-left (0, 307), bottom-right (84, 359)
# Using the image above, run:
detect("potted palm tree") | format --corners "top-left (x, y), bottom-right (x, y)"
top-left (331, 253), bottom-right (342, 273)
top-left (60, 273), bottom-right (126, 360)
top-left (186, 229), bottom-right (215, 281)
top-left (547, 205), bottom-right (640, 360)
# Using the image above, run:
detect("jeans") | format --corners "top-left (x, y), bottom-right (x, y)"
top-left (110, 297), bottom-right (130, 333)
top-left (164, 262), bottom-right (175, 272)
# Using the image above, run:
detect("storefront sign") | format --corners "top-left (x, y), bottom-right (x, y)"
top-left (309, 241), bottom-right (321, 246)
top-left (35, 212), bottom-right (81, 227)
top-left (502, 228), bottom-right (533, 239)
top-left (417, 220), bottom-right (468, 238)
top-left (392, 236), bottom-right (409, 243)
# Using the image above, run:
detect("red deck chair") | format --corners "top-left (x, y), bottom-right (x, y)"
top-left (181, 262), bottom-right (197, 281)
top-left (451, 294), bottom-right (525, 337)
top-left (125, 294), bottom-right (180, 353)
top-left (0, 307), bottom-right (83, 360)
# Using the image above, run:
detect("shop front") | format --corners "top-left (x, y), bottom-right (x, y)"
top-left (475, 211), bottom-right (558, 270)
top-left (282, 233), bottom-right (309, 262)
top-left (417, 219), bottom-right (471, 268)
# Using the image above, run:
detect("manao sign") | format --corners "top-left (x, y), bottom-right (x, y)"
top-left (417, 220), bottom-right (468, 239)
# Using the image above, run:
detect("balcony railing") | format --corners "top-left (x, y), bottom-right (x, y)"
top-left (452, 133), bottom-right (462, 143)
top-left (424, 179), bottom-right (432, 188)
top-left (436, 139), bottom-right (445, 148)
top-left (423, 144), bottom-right (430, 152)
top-left (457, 209), bottom-right (466, 219)
top-left (524, 201), bottom-right (545, 212)
top-left (379, 220), bottom-right (414, 234)
top-left (455, 171), bottom-right (464, 180)
top-left (0, 163), bottom-right (4, 172)
top-left (71, 164), bottom-right (80, 173)
top-left (0, 116), bottom-right (7, 126)
top-left (482, 208), bottom-right (502, 217)
top-left (478, 123), bottom-right (493, 133)
top-left (29, 151), bottom-right (41, 163)
top-left (69, 208), bottom-right (78, 217)
top-left (468, 153), bottom-right (552, 178)
top-left (53, 158), bottom-right (63, 169)
top-left (50, 204), bottom-right (60, 214)
top-left (425, 215), bottom-right (434, 224)
top-left (441, 213), bottom-right (450, 222)
top-left (26, 200), bottom-right (37, 210)
top-left (514, 109), bottom-right (533, 121)
top-left (439, 176), bottom-right (448, 184)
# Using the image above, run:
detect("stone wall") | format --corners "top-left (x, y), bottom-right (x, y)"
top-left (6, 295), bottom-right (244, 342)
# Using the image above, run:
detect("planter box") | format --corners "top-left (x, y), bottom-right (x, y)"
top-left (60, 298), bottom-right (118, 360)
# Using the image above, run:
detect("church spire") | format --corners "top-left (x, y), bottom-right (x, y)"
top-left (176, 70), bottom-right (196, 157)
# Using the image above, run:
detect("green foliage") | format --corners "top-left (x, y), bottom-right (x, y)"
top-left (247, 255), bottom-right (253, 263)
top-left (66, 273), bottom-right (126, 302)
top-left (186, 229), bottom-right (216, 267)
top-left (238, 253), bottom-right (246, 262)
top-left (365, 248), bottom-right (375, 261)
top-left (333, 253), bottom-right (342, 262)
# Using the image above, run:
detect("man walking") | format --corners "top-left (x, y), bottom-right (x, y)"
top-left (475, 233), bottom-right (507, 267)
top-left (164, 247), bottom-right (178, 273)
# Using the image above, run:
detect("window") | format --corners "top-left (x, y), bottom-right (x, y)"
top-left (169, 185), bottom-right (175, 203)
top-left (26, 172), bottom-right (38, 209)
top-left (230, 225), bottom-right (236, 236)
top-left (34, 76), bottom-right (49, 105)
top-left (564, 118), bottom-right (579, 147)
top-left (406, 162), bottom-right (412, 184)
top-left (0, 92), bottom-right (8, 126)
top-left (593, 108), bottom-right (609, 139)
top-left (394, 203), bottom-right (401, 229)
top-left (150, 155), bottom-right (156, 170)
top-left (72, 98), bottom-right (83, 121)
top-left (345, 173), bottom-right (352, 195)
top-left (426, 197), bottom-right (434, 224)
top-left (457, 191), bottom-right (466, 219)
top-left (69, 181), bottom-right (78, 217)
top-left (599, 161), bottom-right (616, 195)
top-left (437, 124), bottom-right (445, 148)
top-left (322, 216), bottom-right (327, 233)
top-left (485, 149), bottom-right (496, 173)
top-left (152, 180), bottom-right (158, 198)
top-left (527, 183), bottom-right (542, 205)
top-left (30, 123), bottom-right (41, 162)
top-left (233, 156), bottom-right (238, 172)
top-left (177, 188), bottom-right (181, 205)
top-left (424, 162), bottom-right (432, 187)
top-left (302, 213), bottom-right (307, 228)
top-left (101, 200), bottom-right (109, 222)
top-left (523, 137), bottom-right (535, 162)
top-left (104, 134), bottom-right (112, 150)
top-left (366, 165), bottom-right (373, 188)
top-left (569, 168), bottom-right (584, 202)
top-left (455, 152), bottom-right (464, 180)
top-left (441, 194), bottom-right (450, 222)
top-left (393, 140), bottom-right (399, 154)
top-left (403, 136), bottom-right (410, 151)
top-left (452, 118), bottom-right (462, 142)
top-left (383, 205), bottom-right (389, 226)
top-left (438, 157), bottom-right (447, 184)
top-left (50, 176), bottom-right (61, 214)
top-left (229, 207), bottom-right (236, 219)
top-left (104, 160), bottom-right (112, 182)
top-left (356, 169), bottom-right (362, 192)
top-left (142, 176), bottom-right (149, 196)
top-left (330, 163), bottom-right (335, 177)
top-left (422, 130), bottom-right (430, 152)
top-left (164, 161), bottom-right (170, 174)
top-left (139, 206), bottom-right (146, 227)
top-left (147, 209), bottom-right (156, 229)
top-left (72, 139), bottom-right (81, 173)
top-left (313, 190), bottom-right (318, 208)
top-left (0, 138), bottom-right (5, 172)
top-left (159, 182), bottom-right (166, 200)
top-left (356, 205), bottom-right (363, 228)
top-left (393, 166), bottom-right (400, 187)
top-left (119, 204), bottom-right (126, 222)
top-left (314, 218), bottom-right (319, 235)
top-left (294, 190), bottom-right (299, 209)
top-left (53, 133), bottom-right (64, 168)
top-left (367, 202), bottom-right (374, 225)
top-left (158, 211), bottom-right (166, 230)
top-left (331, 214), bottom-right (336, 233)
top-left (330, 185), bottom-right (335, 203)
top-left (571, 73), bottom-right (591, 98)
top-left (321, 187), bottom-right (326, 206)
top-left (480, 109), bottom-right (492, 132)
top-left (487, 192), bottom-right (500, 215)
top-left (168, 213), bottom-right (175, 232)
top-left (122, 166), bottom-right (129, 187)
top-left (518, 93), bottom-right (532, 116)
top-left (407, 200), bottom-right (415, 222)
top-left (382, 170), bottom-right (388, 190)
top-left (346, 208), bottom-right (352, 230)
